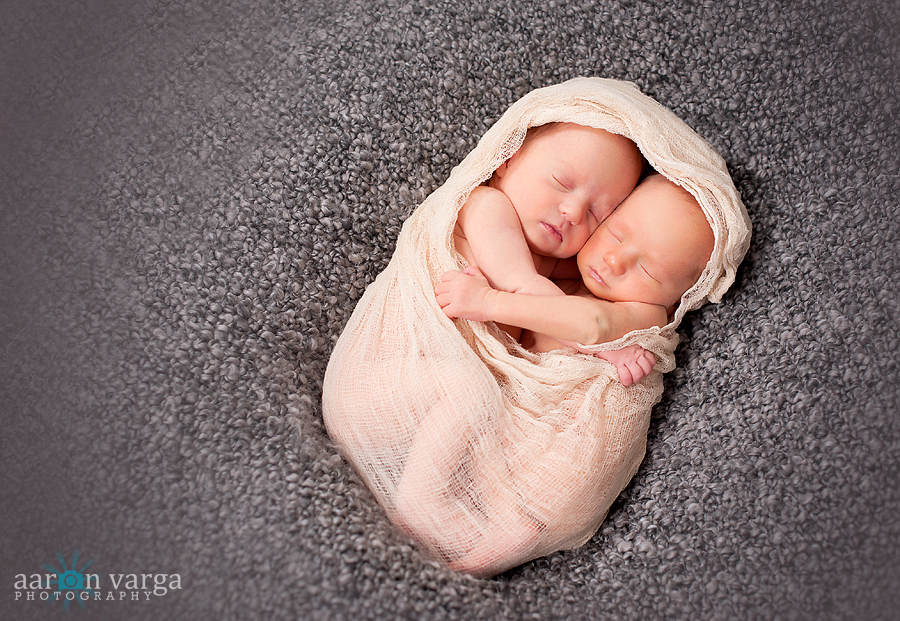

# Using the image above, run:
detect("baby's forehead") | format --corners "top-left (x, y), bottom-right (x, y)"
top-left (617, 182), bottom-right (710, 237)
top-left (531, 123), bottom-right (630, 149)
top-left (633, 178), bottom-right (702, 216)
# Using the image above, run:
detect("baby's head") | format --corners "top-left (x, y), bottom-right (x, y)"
top-left (489, 122), bottom-right (643, 259)
top-left (577, 174), bottom-right (714, 314)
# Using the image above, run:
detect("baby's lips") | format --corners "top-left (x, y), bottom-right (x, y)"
top-left (542, 222), bottom-right (563, 243)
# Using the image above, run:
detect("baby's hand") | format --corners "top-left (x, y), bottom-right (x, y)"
top-left (594, 344), bottom-right (656, 387)
top-left (435, 267), bottom-right (496, 322)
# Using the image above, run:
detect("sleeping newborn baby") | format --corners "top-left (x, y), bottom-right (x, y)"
top-left (322, 78), bottom-right (751, 578)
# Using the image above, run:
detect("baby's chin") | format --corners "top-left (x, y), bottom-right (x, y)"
top-left (524, 239), bottom-right (564, 259)
top-left (582, 279), bottom-right (609, 300)
top-left (542, 238), bottom-right (582, 260)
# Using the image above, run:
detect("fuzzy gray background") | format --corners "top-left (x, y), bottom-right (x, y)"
top-left (2, 0), bottom-right (898, 619)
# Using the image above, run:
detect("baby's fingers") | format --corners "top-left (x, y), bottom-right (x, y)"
top-left (434, 279), bottom-right (452, 303)
top-left (637, 351), bottom-right (656, 374)
top-left (617, 365), bottom-right (636, 387)
top-left (434, 289), bottom-right (454, 315)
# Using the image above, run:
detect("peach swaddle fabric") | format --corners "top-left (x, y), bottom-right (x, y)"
top-left (322, 78), bottom-right (751, 577)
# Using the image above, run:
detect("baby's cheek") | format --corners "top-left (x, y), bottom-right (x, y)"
top-left (576, 228), bottom-right (594, 251)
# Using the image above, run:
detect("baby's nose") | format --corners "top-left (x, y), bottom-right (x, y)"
top-left (560, 199), bottom-right (588, 224)
top-left (604, 250), bottom-right (626, 275)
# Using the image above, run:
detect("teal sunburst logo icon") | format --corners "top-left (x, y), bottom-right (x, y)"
top-left (43, 550), bottom-right (98, 610)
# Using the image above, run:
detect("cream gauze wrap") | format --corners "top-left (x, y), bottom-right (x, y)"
top-left (323, 78), bottom-right (751, 577)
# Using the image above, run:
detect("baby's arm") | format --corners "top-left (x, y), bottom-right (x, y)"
top-left (436, 268), bottom-right (666, 351)
top-left (455, 186), bottom-right (563, 297)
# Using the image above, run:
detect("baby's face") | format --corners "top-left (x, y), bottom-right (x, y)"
top-left (489, 123), bottom-right (642, 259)
top-left (577, 176), bottom-right (714, 310)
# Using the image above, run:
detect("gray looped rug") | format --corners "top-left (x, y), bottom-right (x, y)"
top-left (2, 0), bottom-right (898, 619)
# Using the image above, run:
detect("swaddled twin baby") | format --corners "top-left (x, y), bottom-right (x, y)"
top-left (392, 122), bottom-right (714, 574)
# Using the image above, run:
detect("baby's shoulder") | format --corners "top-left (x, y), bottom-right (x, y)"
top-left (464, 184), bottom-right (511, 209)
top-left (456, 186), bottom-right (516, 231)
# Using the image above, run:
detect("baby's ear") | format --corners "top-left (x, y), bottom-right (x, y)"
top-left (493, 159), bottom-right (509, 179)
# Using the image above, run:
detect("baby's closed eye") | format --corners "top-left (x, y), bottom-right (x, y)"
top-left (552, 175), bottom-right (571, 191)
top-left (640, 263), bottom-right (660, 282)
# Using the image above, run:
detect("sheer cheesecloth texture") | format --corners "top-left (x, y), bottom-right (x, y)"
top-left (322, 78), bottom-right (752, 577)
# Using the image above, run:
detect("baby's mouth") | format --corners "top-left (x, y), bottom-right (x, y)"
top-left (542, 222), bottom-right (563, 243)
top-left (588, 267), bottom-right (606, 287)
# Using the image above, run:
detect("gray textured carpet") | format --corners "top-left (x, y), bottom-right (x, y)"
top-left (2, 0), bottom-right (899, 619)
